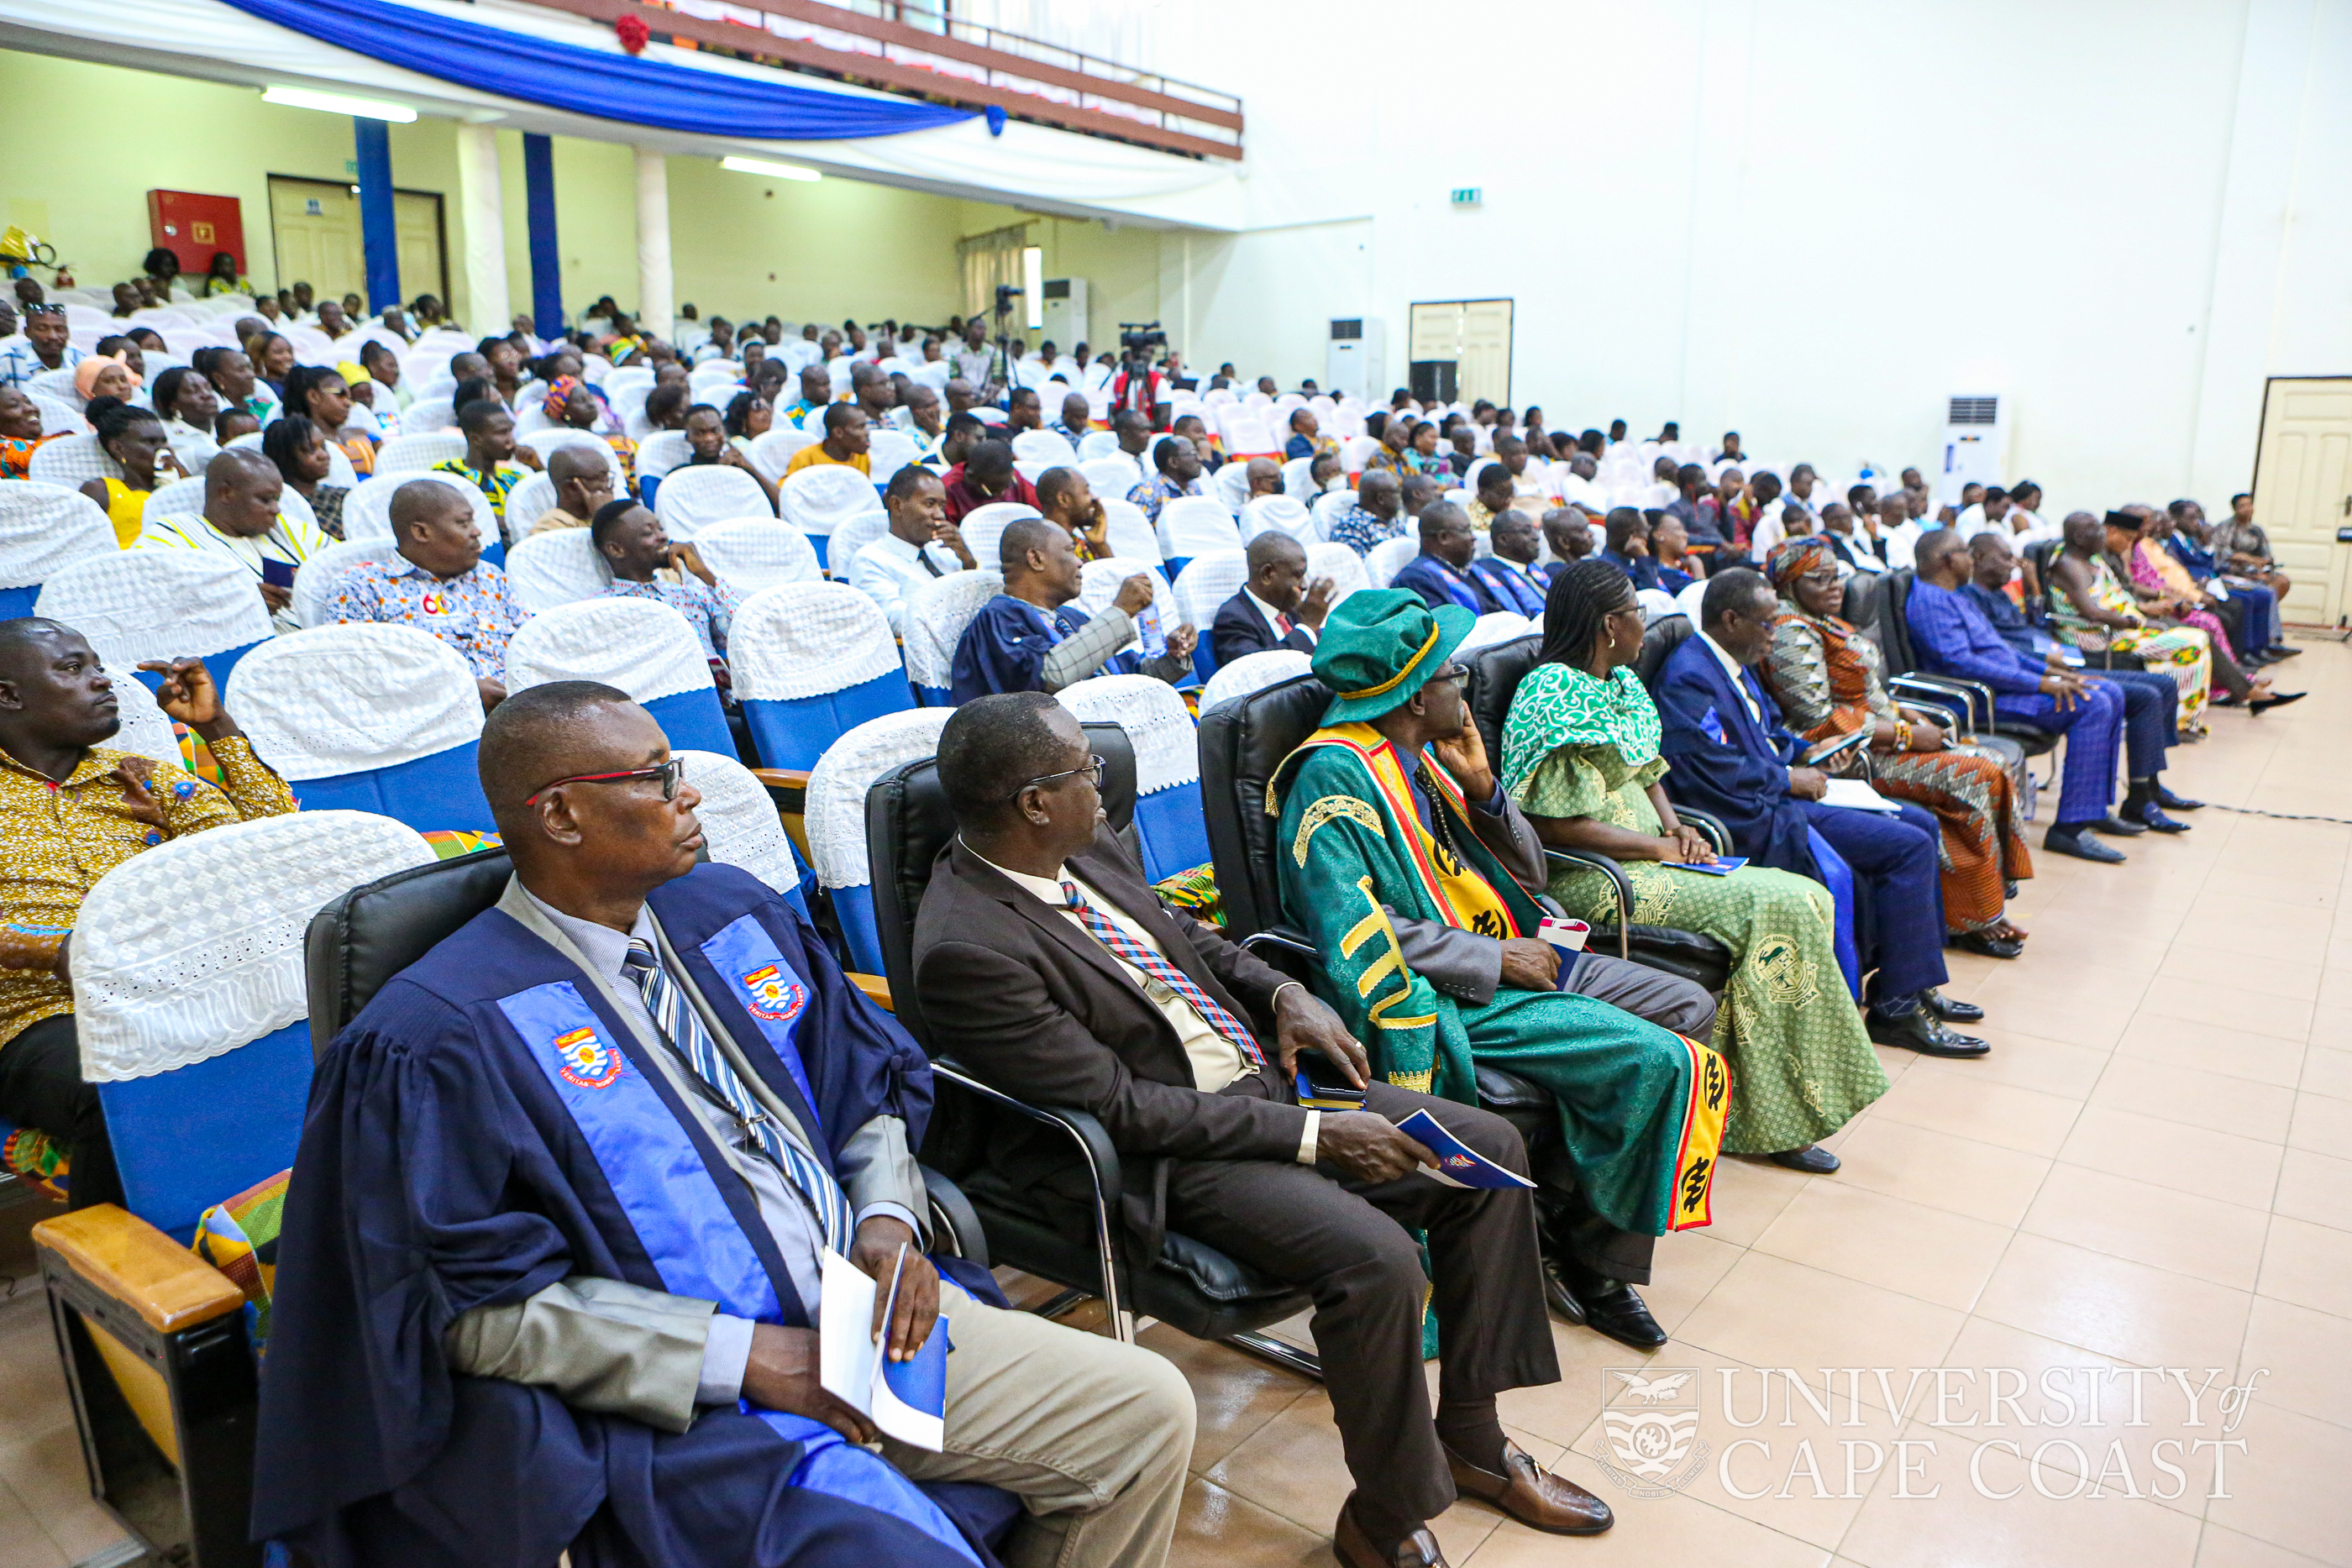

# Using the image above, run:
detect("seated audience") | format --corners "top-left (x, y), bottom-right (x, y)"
top-left (683, 403), bottom-right (781, 511)
top-left (1464, 462), bottom-right (1517, 536)
top-left (1047, 391), bottom-right (1093, 447)
top-left (2044, 510), bottom-right (2221, 731)
top-left (251, 333), bottom-right (297, 399)
top-left (943, 438), bottom-right (1039, 525)
top-left (722, 391), bottom-right (770, 453)
top-left (1541, 507), bottom-right (1595, 573)
top-left (1651, 515), bottom-right (1704, 592)
top-left (1284, 406), bottom-right (1335, 460)
top-left (150, 365), bottom-right (222, 475)
top-left (2212, 491), bottom-right (2292, 602)
top-left (1035, 466), bottom-right (1110, 563)
top-left (0, 631), bottom-right (291, 1213)
top-left (528, 445), bottom-right (617, 537)
top-left (2155, 500), bottom-right (2285, 667)
top-left (1814, 503), bottom-right (1869, 574)
top-left (0, 388), bottom-right (55, 480)
top-left (1126, 433), bottom-right (1205, 525)
top-left (1327, 469), bottom-right (1405, 556)
top-left (1393, 503), bottom-right (1506, 614)
top-left (1597, 506), bottom-right (1660, 591)
top-left (252, 415), bottom-right (354, 543)
top-left (1210, 533), bottom-right (1331, 664)
top-left (852, 465), bottom-right (974, 637)
top-left (949, 518), bottom-right (1194, 702)
top-left (0, 303), bottom-right (83, 390)
top-left (1310, 449), bottom-right (1347, 495)
top-left (545, 375), bottom-right (636, 480)
top-left (330, 479), bottom-right (531, 709)
top-left (435, 398), bottom-right (542, 533)
top-left (590, 500), bottom-right (738, 666)
top-left (255, 683), bottom-right (1194, 1568)
top-left (74, 353), bottom-right (140, 407)
top-left (779, 363), bottom-right (832, 424)
top-left (917, 690), bottom-right (1614, 1565)
top-left (1242, 456), bottom-right (1284, 503)
top-left (1004, 387), bottom-right (1042, 435)
top-left (1656, 570), bottom-right (1986, 1056)
top-left (76, 399), bottom-right (186, 548)
top-left (214, 407), bottom-right (260, 446)
top-left (1470, 511), bottom-right (1551, 615)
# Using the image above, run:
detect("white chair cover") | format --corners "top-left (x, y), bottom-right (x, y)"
top-left (223, 623), bottom-right (484, 784)
top-left (748, 427), bottom-right (820, 482)
top-left (1200, 649), bottom-right (1315, 716)
top-left (781, 465), bottom-right (883, 540)
top-left (1157, 496), bottom-right (1243, 559)
top-left (141, 475), bottom-right (211, 521)
top-left (1310, 490), bottom-right (1358, 541)
top-left (1173, 549), bottom-right (1249, 632)
top-left (27, 433), bottom-right (123, 486)
top-left (1365, 535), bottom-right (1420, 590)
top-left (73, 810), bottom-right (436, 1083)
top-left (653, 464), bottom-right (773, 539)
top-left (1011, 429), bottom-right (1079, 467)
top-left (339, 471), bottom-right (497, 548)
top-left (103, 674), bottom-right (185, 766)
top-left (292, 538), bottom-right (389, 628)
top-left (36, 551), bottom-right (274, 668)
top-left (29, 367), bottom-right (84, 407)
top-left (1077, 432), bottom-right (1118, 460)
top-left (865, 428), bottom-right (920, 478)
top-left (1460, 612), bottom-right (1536, 655)
top-left (1210, 462), bottom-right (1252, 517)
top-left (28, 392), bottom-right (89, 438)
top-left (1305, 543), bottom-right (1371, 611)
top-left (958, 501), bottom-right (1043, 571)
top-left (503, 472), bottom-right (559, 530)
top-left (694, 518), bottom-right (822, 593)
top-left (1056, 674), bottom-right (1197, 797)
top-left (1077, 559), bottom-right (1177, 653)
top-left (823, 511), bottom-right (892, 579)
top-left (1639, 587), bottom-right (1684, 627)
top-left (729, 582), bottom-right (900, 703)
top-left (1081, 455), bottom-right (1141, 497)
top-left (904, 570), bottom-right (1005, 693)
top-left (675, 748), bottom-right (801, 898)
top-left (1281, 457), bottom-right (1318, 500)
top-left (635, 431), bottom-right (692, 483)
top-left (1241, 495), bottom-right (1316, 547)
top-left (1097, 497), bottom-right (1160, 564)
top-left (374, 432), bottom-right (466, 475)
top-left (402, 396), bottom-right (456, 434)
top-left (505, 597), bottom-right (716, 707)
top-left (0, 482), bottom-right (117, 589)
top-left (805, 709), bottom-right (953, 890)
top-left (504, 527), bottom-right (610, 614)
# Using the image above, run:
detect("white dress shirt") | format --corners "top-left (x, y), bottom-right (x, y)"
top-left (1245, 586), bottom-right (1315, 647)
top-left (850, 530), bottom-right (967, 637)
top-left (1698, 629), bottom-right (1765, 727)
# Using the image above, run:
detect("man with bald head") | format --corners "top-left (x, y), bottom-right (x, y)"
top-left (1540, 508), bottom-right (1595, 577)
top-left (1470, 511), bottom-right (1550, 615)
top-left (528, 444), bottom-right (617, 536)
top-left (1210, 532), bottom-right (1331, 665)
top-left (0, 622), bottom-right (291, 1211)
top-left (255, 682), bottom-right (1194, 1568)
top-left (1328, 469), bottom-right (1404, 557)
top-left (1049, 391), bottom-right (1093, 448)
top-left (1243, 456), bottom-right (1284, 503)
top-left (136, 448), bottom-right (331, 633)
top-left (949, 517), bottom-right (1195, 701)
top-left (328, 478), bottom-right (531, 710)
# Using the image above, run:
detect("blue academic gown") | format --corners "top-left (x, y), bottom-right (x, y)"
top-left (1392, 553), bottom-right (1504, 615)
top-left (254, 865), bottom-right (1011, 1568)
top-left (1653, 636), bottom-right (1950, 1001)
top-left (949, 594), bottom-right (1141, 704)
top-left (1469, 555), bottom-right (1549, 617)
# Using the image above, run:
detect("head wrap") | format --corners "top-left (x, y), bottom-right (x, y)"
top-left (74, 354), bottom-right (139, 401)
top-left (1766, 537), bottom-right (1836, 595)
top-left (543, 375), bottom-right (583, 421)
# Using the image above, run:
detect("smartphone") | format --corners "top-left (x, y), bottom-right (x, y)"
top-left (1294, 1050), bottom-right (1367, 1110)
top-left (262, 557), bottom-right (297, 589)
top-left (1802, 729), bottom-right (1870, 766)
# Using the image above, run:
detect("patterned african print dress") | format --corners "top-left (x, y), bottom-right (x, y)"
top-left (1763, 609), bottom-right (2032, 935)
top-left (2045, 554), bottom-right (2212, 734)
top-left (1499, 663), bottom-right (1887, 1156)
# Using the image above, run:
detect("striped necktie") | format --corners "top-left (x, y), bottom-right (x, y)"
top-left (1058, 882), bottom-right (1266, 1069)
top-left (622, 939), bottom-right (856, 1252)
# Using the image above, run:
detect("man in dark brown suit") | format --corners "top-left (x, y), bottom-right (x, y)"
top-left (912, 692), bottom-right (1610, 1568)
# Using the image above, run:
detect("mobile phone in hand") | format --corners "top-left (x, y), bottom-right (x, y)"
top-left (262, 557), bottom-right (297, 588)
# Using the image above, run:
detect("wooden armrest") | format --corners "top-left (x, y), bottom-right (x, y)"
top-left (34, 1205), bottom-right (244, 1333)
top-left (750, 768), bottom-right (811, 793)
top-left (848, 973), bottom-right (893, 1011)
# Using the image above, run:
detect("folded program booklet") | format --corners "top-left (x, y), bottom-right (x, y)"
top-left (818, 1248), bottom-right (951, 1450)
top-left (1396, 1109), bottom-right (1539, 1190)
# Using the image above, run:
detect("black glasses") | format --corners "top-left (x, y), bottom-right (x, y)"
top-left (23, 303), bottom-right (63, 317)
top-left (1009, 755), bottom-right (1104, 801)
top-left (527, 756), bottom-right (684, 805)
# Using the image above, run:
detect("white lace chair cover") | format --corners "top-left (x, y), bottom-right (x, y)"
top-left (1098, 497), bottom-right (1160, 564)
top-left (694, 518), bottom-right (822, 594)
top-left (1077, 559), bottom-right (1178, 653)
top-left (904, 570), bottom-right (1005, 693)
top-left (1055, 674), bottom-right (1197, 796)
top-left (29, 392), bottom-right (89, 438)
top-left (654, 464), bottom-right (774, 539)
top-left (1157, 496), bottom-right (1243, 559)
top-left (402, 396), bottom-right (456, 434)
top-left (0, 482), bottom-right (117, 590)
top-left (520, 428), bottom-right (627, 485)
top-left (505, 598), bottom-right (712, 704)
top-left (29, 367), bottom-right (84, 406)
top-left (1080, 455), bottom-right (1141, 497)
top-left (730, 582), bottom-right (900, 702)
top-left (1200, 649), bottom-right (1315, 716)
top-left (339, 471), bottom-right (496, 548)
top-left (104, 676), bottom-right (185, 766)
top-left (805, 709), bottom-right (952, 890)
top-left (909, 361), bottom-right (950, 392)
top-left (1280, 457), bottom-right (1318, 501)
top-left (1241, 495), bottom-right (1316, 547)
top-left (1011, 429), bottom-right (1079, 467)
top-left (1366, 535), bottom-right (1420, 590)
top-left (675, 748), bottom-right (801, 898)
top-left (1210, 462), bottom-right (1252, 518)
top-left (504, 472), bottom-right (559, 529)
top-left (1173, 549), bottom-right (1249, 632)
top-left (822, 511), bottom-right (891, 580)
top-left (36, 551), bottom-right (273, 668)
top-left (958, 501), bottom-right (1043, 571)
top-left (865, 428), bottom-right (920, 478)
top-left (1305, 543), bottom-right (1371, 611)
top-left (748, 427), bottom-right (818, 482)
top-left (505, 527), bottom-right (611, 614)
top-left (141, 475), bottom-right (211, 522)
top-left (1310, 490), bottom-right (1357, 541)
top-left (782, 464), bottom-right (883, 541)
top-left (636, 432), bottom-right (692, 483)
top-left (293, 539), bottom-right (390, 628)
top-left (1075, 432), bottom-right (1116, 460)
top-left (1460, 611), bottom-right (1536, 655)
top-left (374, 432), bottom-right (465, 475)
top-left (223, 625), bottom-right (483, 786)
top-left (72, 810), bottom-right (436, 1083)
top-left (27, 433), bottom-right (123, 486)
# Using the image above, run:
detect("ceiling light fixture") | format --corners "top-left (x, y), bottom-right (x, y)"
top-left (263, 86), bottom-right (417, 122)
top-left (722, 155), bottom-right (821, 183)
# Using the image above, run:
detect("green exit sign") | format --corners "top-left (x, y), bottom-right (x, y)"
top-left (1450, 187), bottom-right (1482, 207)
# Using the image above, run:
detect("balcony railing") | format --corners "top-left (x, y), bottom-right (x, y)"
top-left (523, 0), bottom-right (1243, 160)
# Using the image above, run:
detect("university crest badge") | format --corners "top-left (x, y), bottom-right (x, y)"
top-left (1591, 1367), bottom-right (1708, 1497)
top-left (554, 1024), bottom-right (624, 1089)
top-left (739, 963), bottom-right (808, 1023)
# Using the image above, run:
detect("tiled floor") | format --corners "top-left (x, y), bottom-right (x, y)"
top-left (0, 645), bottom-right (2345, 1567)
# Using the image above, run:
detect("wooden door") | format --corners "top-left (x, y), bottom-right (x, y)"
top-left (393, 190), bottom-right (448, 308)
top-left (268, 177), bottom-right (364, 301)
top-left (1407, 299), bottom-right (1514, 406)
top-left (2250, 377), bottom-right (2352, 627)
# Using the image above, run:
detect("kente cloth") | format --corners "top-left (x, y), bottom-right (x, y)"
top-left (947, 594), bottom-right (1139, 703)
top-left (2044, 556), bottom-right (2213, 733)
top-left (1270, 722), bottom-right (1725, 1235)
top-left (1497, 663), bottom-right (1661, 793)
top-left (255, 864), bottom-right (1006, 1568)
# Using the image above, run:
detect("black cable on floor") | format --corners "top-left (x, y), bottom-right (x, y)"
top-left (2201, 804), bottom-right (2352, 826)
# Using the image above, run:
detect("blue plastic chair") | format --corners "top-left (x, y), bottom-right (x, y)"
top-left (0, 481), bottom-right (119, 624)
top-left (1055, 674), bottom-right (1214, 880)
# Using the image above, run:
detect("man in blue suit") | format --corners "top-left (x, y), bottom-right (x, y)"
top-left (1654, 571), bottom-right (1987, 1057)
top-left (1392, 503), bottom-right (1507, 615)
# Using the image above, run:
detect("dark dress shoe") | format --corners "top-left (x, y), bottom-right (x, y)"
top-left (2087, 814), bottom-right (2148, 836)
top-left (1539, 1260), bottom-right (1587, 1328)
top-left (1767, 1144), bottom-right (1840, 1173)
top-left (1867, 1009), bottom-right (1992, 1057)
top-left (1335, 1497), bottom-right (1448, 1568)
top-left (1555, 1261), bottom-right (1668, 1350)
top-left (1924, 987), bottom-right (1986, 1021)
top-left (1953, 931), bottom-right (2024, 959)
top-left (2269, 644), bottom-right (2302, 658)
top-left (2043, 826), bottom-right (2126, 863)
top-left (2130, 804), bottom-right (2190, 833)
top-left (2153, 786), bottom-right (2203, 810)
top-left (2003, 879), bottom-right (2019, 899)
top-left (2250, 691), bottom-right (2307, 715)
top-left (1446, 1440), bottom-right (1614, 1535)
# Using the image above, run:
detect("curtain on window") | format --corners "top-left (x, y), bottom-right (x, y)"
top-left (958, 223), bottom-right (1032, 323)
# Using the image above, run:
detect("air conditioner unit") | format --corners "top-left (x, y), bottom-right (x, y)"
top-left (1326, 317), bottom-right (1386, 402)
top-left (1040, 277), bottom-right (1089, 354)
top-left (1939, 393), bottom-right (2008, 505)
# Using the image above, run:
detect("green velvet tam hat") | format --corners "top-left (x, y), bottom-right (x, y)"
top-left (1310, 589), bottom-right (1478, 724)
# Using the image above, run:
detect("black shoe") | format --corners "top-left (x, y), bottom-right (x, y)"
top-left (2269, 644), bottom-right (2302, 658)
top-left (1767, 1145), bottom-right (1840, 1173)
top-left (2212, 692), bottom-right (2244, 708)
top-left (2044, 826), bottom-right (2126, 863)
top-left (1924, 987), bottom-right (1986, 1021)
top-left (2003, 879), bottom-right (2019, 899)
top-left (2152, 785), bottom-right (2203, 810)
top-left (2088, 814), bottom-right (2148, 836)
top-left (2250, 691), bottom-right (2307, 716)
top-left (1953, 931), bottom-right (2024, 959)
top-left (2130, 804), bottom-right (2191, 833)
top-left (1554, 1262), bottom-right (1667, 1350)
top-left (1539, 1260), bottom-right (1587, 1329)
top-left (1867, 1009), bottom-right (1992, 1057)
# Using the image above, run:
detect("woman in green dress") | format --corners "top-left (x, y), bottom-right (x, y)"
top-left (1499, 560), bottom-right (1887, 1170)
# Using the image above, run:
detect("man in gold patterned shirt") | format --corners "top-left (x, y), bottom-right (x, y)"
top-left (0, 619), bottom-right (295, 1209)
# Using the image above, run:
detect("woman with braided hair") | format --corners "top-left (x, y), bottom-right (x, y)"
top-left (1499, 559), bottom-right (1884, 1171)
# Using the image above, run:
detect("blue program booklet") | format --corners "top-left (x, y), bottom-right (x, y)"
top-left (1397, 1109), bottom-right (1539, 1190)
top-left (1662, 856), bottom-right (1748, 877)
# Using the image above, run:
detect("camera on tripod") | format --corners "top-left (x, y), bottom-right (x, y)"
top-left (994, 283), bottom-right (1022, 319)
top-left (1119, 322), bottom-right (1167, 355)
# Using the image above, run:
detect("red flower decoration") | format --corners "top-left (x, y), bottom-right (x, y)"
top-left (615, 13), bottom-right (649, 54)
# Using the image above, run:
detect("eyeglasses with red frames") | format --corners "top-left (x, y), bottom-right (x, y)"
top-left (526, 756), bottom-right (685, 805)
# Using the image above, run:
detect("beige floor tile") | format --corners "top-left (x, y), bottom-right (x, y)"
top-left (1462, 1477), bottom-right (1834, 1567)
top-left (2011, 923), bottom-right (2174, 975)
top-left (1911, 1030), bottom-right (2111, 1099)
top-left (2271, 1149), bottom-right (2352, 1234)
top-left (1200, 1388), bottom-right (1352, 1534)
top-left (1167, 1476), bottom-right (1329, 1568)
top-left (2058, 1106), bottom-right (2286, 1210)
top-left (2201, 1400), bottom-right (2352, 1566)
top-left (2255, 1215), bottom-right (2352, 1318)
top-left (2199, 868), bottom-right (2342, 912)
top-left (2307, 1004), bottom-right (2352, 1047)
top-left (1492, 1323), bottom-right (1638, 1450)
top-left (2237, 1294), bottom-right (2352, 1431)
top-left (1640, 1227), bottom-right (1746, 1337)
top-left (1974, 1232), bottom-right (2254, 1371)
top-left (2115, 1014), bottom-right (2309, 1089)
top-left (2193, 1523), bottom-right (2336, 1568)
top-left (2286, 1093), bottom-right (2352, 1159)
top-left (2022, 1164), bottom-right (2274, 1291)
top-left (2140, 976), bottom-right (2316, 1045)
top-left (1673, 1252), bottom-right (1966, 1383)
top-left (1137, 1324), bottom-right (1314, 1472)
top-left (1976, 957), bottom-right (2171, 1016)
top-left (1870, 1067), bottom-right (2085, 1157)
top-left (1967, 990), bottom-right (2135, 1051)
top-left (1824, 1117), bottom-right (2055, 1228)
top-left (2090, 1057), bottom-right (2299, 1143)
top-left (1703, 1147), bottom-right (1815, 1248)
top-left (0, 1483), bottom-right (66, 1568)
top-left (1751, 1183), bottom-right (2013, 1310)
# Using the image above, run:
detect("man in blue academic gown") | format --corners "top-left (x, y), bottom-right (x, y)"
top-left (1467, 510), bottom-right (1551, 616)
top-left (1391, 502), bottom-right (1506, 615)
top-left (1653, 570), bottom-right (1990, 1058)
top-left (255, 683), bottom-right (1194, 1568)
top-left (950, 517), bottom-right (1195, 702)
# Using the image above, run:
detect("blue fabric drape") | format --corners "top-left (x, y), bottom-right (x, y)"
top-left (223, 0), bottom-right (974, 139)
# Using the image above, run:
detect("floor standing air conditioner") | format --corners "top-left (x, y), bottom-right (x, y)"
top-left (1326, 317), bottom-right (1386, 402)
top-left (1940, 394), bottom-right (2008, 505)
top-left (1040, 278), bottom-right (1089, 352)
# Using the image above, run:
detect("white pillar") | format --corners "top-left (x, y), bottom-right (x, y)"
top-left (454, 123), bottom-right (510, 335)
top-left (633, 146), bottom-right (673, 341)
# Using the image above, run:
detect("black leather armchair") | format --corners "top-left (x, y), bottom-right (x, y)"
top-left (1865, 569), bottom-right (2056, 788)
top-left (864, 721), bottom-right (1320, 1379)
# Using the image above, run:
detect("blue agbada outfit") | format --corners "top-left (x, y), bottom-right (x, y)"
top-left (254, 864), bottom-right (1010, 1568)
top-left (949, 593), bottom-right (1139, 704)
top-left (1652, 634), bottom-right (1954, 1004)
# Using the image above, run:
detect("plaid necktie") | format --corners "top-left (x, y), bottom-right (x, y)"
top-left (1058, 882), bottom-right (1266, 1069)
top-left (622, 939), bottom-right (856, 1252)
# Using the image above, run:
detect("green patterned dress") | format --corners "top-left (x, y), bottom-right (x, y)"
top-left (1502, 664), bottom-right (1887, 1155)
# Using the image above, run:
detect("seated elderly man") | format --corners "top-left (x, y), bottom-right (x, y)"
top-left (1210, 532), bottom-right (1331, 664)
top-left (330, 479), bottom-right (532, 710)
top-left (1392, 503), bottom-right (1507, 615)
top-left (916, 691), bottom-right (1614, 1567)
top-left (853, 466), bottom-right (975, 637)
top-left (136, 448), bottom-right (332, 634)
top-left (526, 445), bottom-right (617, 537)
top-left (253, 684), bottom-right (1194, 1568)
top-left (1328, 469), bottom-right (1406, 557)
top-left (0, 627), bottom-right (291, 1210)
top-left (949, 519), bottom-right (1194, 702)
top-left (1540, 507), bottom-right (1595, 576)
top-left (1126, 433), bottom-right (1205, 525)
top-left (591, 500), bottom-right (739, 667)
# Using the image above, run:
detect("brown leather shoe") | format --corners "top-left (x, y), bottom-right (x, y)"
top-left (1332, 1494), bottom-right (1449, 1567)
top-left (1445, 1440), bottom-right (1614, 1534)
